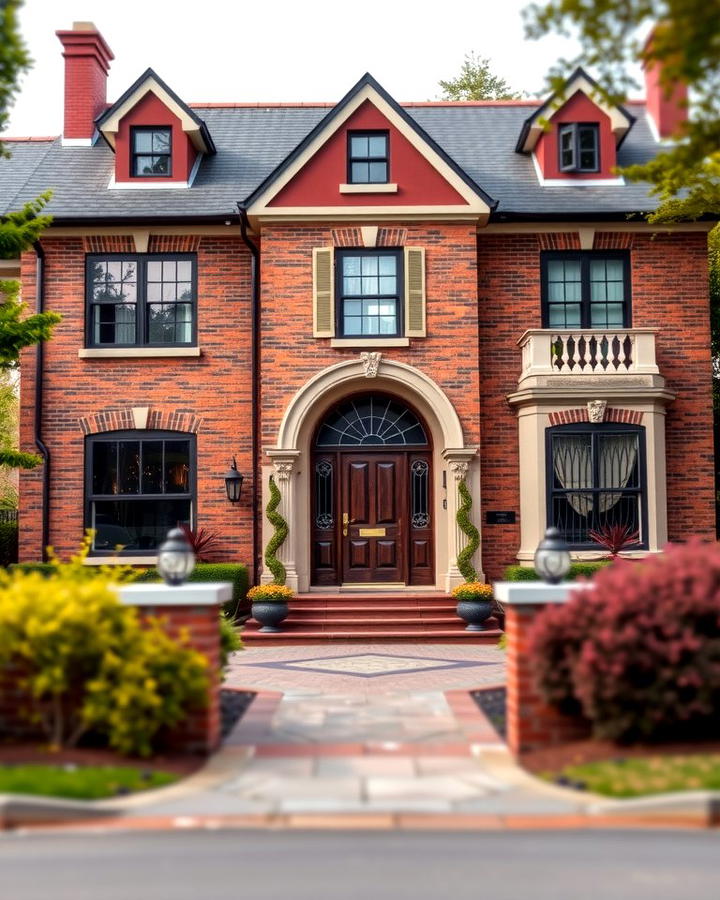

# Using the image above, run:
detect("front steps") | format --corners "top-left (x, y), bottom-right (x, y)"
top-left (242, 592), bottom-right (502, 645)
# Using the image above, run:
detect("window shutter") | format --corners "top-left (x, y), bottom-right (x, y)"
top-left (313, 247), bottom-right (335, 337)
top-left (404, 246), bottom-right (426, 337)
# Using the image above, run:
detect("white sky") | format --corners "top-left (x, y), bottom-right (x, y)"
top-left (6, 0), bottom-right (646, 137)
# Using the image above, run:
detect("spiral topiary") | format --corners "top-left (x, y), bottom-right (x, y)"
top-left (264, 476), bottom-right (288, 585)
top-left (456, 478), bottom-right (479, 582)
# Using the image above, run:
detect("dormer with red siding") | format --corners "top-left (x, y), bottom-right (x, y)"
top-left (246, 73), bottom-right (495, 223)
top-left (95, 68), bottom-right (215, 186)
top-left (516, 68), bottom-right (635, 185)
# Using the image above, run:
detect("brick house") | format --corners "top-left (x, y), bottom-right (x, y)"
top-left (1, 22), bottom-right (715, 597)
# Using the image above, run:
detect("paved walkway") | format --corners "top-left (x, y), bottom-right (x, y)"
top-left (133, 643), bottom-right (588, 818)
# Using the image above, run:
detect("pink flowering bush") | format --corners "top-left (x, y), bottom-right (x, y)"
top-left (529, 539), bottom-right (720, 742)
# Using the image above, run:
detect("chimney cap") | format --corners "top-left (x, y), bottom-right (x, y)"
top-left (56, 22), bottom-right (114, 67)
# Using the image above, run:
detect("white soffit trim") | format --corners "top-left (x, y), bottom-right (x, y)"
top-left (531, 152), bottom-right (625, 187)
top-left (99, 77), bottom-right (206, 152)
top-left (520, 76), bottom-right (632, 153)
top-left (247, 83), bottom-right (491, 218)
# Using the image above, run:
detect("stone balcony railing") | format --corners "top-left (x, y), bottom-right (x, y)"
top-left (518, 329), bottom-right (659, 382)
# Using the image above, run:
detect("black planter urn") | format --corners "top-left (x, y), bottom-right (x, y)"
top-left (252, 601), bottom-right (289, 633)
top-left (455, 598), bottom-right (493, 632)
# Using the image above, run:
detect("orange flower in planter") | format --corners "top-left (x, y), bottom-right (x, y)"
top-left (247, 584), bottom-right (294, 603)
top-left (451, 582), bottom-right (494, 601)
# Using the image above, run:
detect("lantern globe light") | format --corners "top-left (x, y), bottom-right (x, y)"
top-left (157, 527), bottom-right (196, 586)
top-left (533, 526), bottom-right (571, 584)
top-left (224, 457), bottom-right (244, 503)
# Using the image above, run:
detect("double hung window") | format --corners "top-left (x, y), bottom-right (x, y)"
top-left (131, 127), bottom-right (172, 177)
top-left (547, 423), bottom-right (646, 548)
top-left (541, 251), bottom-right (630, 329)
top-left (86, 431), bottom-right (194, 554)
top-left (86, 254), bottom-right (196, 347)
top-left (336, 249), bottom-right (402, 337)
top-left (558, 123), bottom-right (599, 173)
top-left (348, 132), bottom-right (389, 184)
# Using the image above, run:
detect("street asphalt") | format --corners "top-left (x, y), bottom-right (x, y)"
top-left (1, 829), bottom-right (719, 899)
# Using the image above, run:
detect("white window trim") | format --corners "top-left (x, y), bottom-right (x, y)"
top-left (338, 183), bottom-right (398, 194)
top-left (107, 153), bottom-right (202, 190)
top-left (531, 152), bottom-right (625, 187)
top-left (330, 337), bottom-right (410, 348)
top-left (78, 347), bottom-right (201, 359)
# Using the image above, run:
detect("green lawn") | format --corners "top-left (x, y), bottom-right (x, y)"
top-left (546, 754), bottom-right (720, 798)
top-left (0, 765), bottom-right (177, 800)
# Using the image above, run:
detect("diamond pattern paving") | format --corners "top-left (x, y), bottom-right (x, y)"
top-left (248, 652), bottom-right (488, 678)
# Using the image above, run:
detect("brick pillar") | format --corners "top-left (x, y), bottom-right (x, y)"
top-left (119, 582), bottom-right (231, 754)
top-left (496, 581), bottom-right (593, 756)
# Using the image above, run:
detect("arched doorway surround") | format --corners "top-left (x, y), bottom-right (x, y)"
top-left (262, 356), bottom-right (480, 592)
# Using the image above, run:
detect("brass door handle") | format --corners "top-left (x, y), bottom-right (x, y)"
top-left (342, 512), bottom-right (349, 536)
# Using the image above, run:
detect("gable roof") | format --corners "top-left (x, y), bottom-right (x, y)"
top-left (96, 67), bottom-right (216, 155)
top-left (244, 72), bottom-right (497, 218)
top-left (515, 67), bottom-right (636, 154)
top-left (0, 99), bottom-right (666, 224)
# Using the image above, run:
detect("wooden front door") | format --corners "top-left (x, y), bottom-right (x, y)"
top-left (310, 449), bottom-right (434, 587)
top-left (341, 453), bottom-right (405, 584)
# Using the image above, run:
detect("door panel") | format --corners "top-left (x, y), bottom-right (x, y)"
top-left (341, 453), bottom-right (405, 583)
top-left (311, 449), bottom-right (434, 587)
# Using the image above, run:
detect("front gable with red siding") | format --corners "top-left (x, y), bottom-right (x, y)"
top-left (246, 74), bottom-right (495, 222)
top-left (270, 99), bottom-right (467, 208)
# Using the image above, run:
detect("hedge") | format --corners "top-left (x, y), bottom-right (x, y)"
top-left (133, 563), bottom-right (249, 619)
top-left (503, 561), bottom-right (610, 582)
top-left (0, 521), bottom-right (19, 567)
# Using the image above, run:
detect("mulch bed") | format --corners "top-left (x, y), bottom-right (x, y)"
top-left (0, 689), bottom-right (256, 776)
top-left (220, 688), bottom-right (255, 739)
top-left (470, 686), bottom-right (506, 738)
top-left (521, 737), bottom-right (720, 775)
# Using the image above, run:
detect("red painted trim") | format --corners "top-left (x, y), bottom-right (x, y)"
top-left (114, 91), bottom-right (196, 183)
top-left (270, 100), bottom-right (467, 208)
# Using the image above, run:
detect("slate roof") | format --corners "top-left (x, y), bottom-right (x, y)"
top-left (0, 101), bottom-right (662, 223)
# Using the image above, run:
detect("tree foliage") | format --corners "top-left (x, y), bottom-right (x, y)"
top-left (439, 52), bottom-right (521, 101)
top-left (523, 1), bottom-right (720, 221)
top-left (0, 0), bottom-right (31, 159)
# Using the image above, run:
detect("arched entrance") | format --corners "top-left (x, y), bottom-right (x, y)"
top-left (311, 392), bottom-right (433, 586)
top-left (263, 356), bottom-right (480, 592)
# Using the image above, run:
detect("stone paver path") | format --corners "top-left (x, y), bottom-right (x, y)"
top-left (136, 643), bottom-right (586, 817)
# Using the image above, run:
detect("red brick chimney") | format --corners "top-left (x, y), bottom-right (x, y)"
top-left (642, 24), bottom-right (688, 140)
top-left (56, 22), bottom-right (114, 142)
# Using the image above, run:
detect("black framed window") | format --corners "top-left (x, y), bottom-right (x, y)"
top-left (337, 249), bottom-right (402, 337)
top-left (541, 251), bottom-right (630, 329)
top-left (87, 254), bottom-right (196, 347)
top-left (547, 423), bottom-right (647, 548)
top-left (86, 431), bottom-right (195, 555)
top-left (132, 127), bottom-right (172, 177)
top-left (348, 131), bottom-right (388, 183)
top-left (558, 123), bottom-right (599, 173)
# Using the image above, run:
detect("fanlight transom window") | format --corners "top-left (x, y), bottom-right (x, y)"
top-left (315, 395), bottom-right (428, 447)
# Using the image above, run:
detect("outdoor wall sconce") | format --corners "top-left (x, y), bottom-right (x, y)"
top-left (157, 527), bottom-right (196, 586)
top-left (534, 526), bottom-right (571, 584)
top-left (224, 457), bottom-right (244, 503)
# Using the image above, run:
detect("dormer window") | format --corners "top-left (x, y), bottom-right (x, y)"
top-left (559, 123), bottom-right (599, 173)
top-left (348, 132), bottom-right (388, 183)
top-left (132, 126), bottom-right (172, 177)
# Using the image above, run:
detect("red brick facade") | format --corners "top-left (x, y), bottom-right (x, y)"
top-left (19, 234), bottom-right (254, 564)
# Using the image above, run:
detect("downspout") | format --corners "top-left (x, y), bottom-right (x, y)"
top-left (33, 242), bottom-right (50, 561)
top-left (237, 205), bottom-right (261, 584)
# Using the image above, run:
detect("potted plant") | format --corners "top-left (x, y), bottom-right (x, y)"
top-left (451, 581), bottom-right (495, 631)
top-left (247, 584), bottom-right (294, 633)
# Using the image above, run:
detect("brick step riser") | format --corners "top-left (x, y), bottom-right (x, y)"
top-left (243, 631), bottom-right (501, 645)
top-left (244, 621), bottom-right (500, 635)
top-left (290, 606), bottom-right (458, 617)
top-left (284, 616), bottom-right (464, 628)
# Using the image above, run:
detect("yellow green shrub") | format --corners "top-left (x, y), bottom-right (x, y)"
top-left (0, 535), bottom-right (208, 756)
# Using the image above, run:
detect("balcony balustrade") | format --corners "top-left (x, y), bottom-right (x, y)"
top-left (518, 329), bottom-right (659, 382)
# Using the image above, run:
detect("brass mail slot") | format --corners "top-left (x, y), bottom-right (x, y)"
top-left (358, 528), bottom-right (386, 537)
